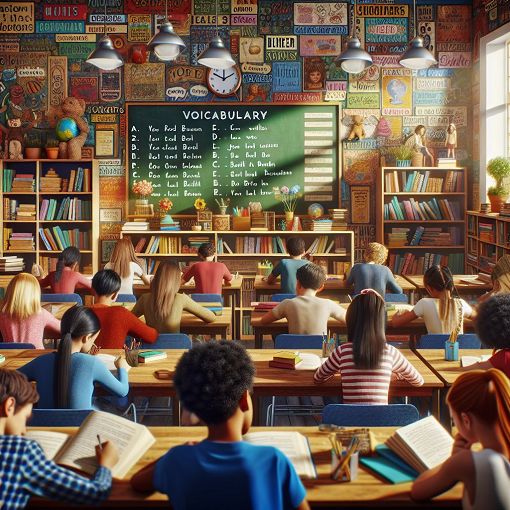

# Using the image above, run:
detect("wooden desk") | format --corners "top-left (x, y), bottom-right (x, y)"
top-left (27, 426), bottom-right (462, 509)
top-left (403, 275), bottom-right (491, 299)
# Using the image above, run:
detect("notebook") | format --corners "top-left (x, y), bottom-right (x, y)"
top-left (461, 354), bottom-right (491, 367)
top-left (360, 456), bottom-right (416, 484)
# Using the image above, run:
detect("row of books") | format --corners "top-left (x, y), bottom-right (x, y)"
top-left (0, 255), bottom-right (24, 273)
top-left (388, 252), bottom-right (464, 275)
top-left (3, 169), bottom-right (35, 192)
top-left (384, 170), bottom-right (462, 193)
top-left (3, 199), bottom-right (36, 220)
top-left (40, 167), bottom-right (91, 193)
top-left (39, 198), bottom-right (92, 221)
top-left (39, 227), bottom-right (91, 251)
top-left (387, 226), bottom-right (461, 247)
top-left (384, 196), bottom-right (461, 221)
top-left (479, 222), bottom-right (495, 242)
top-left (133, 236), bottom-right (210, 255)
top-left (437, 157), bottom-right (458, 168)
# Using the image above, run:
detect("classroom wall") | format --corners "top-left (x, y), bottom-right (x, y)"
top-left (0, 0), bottom-right (474, 262)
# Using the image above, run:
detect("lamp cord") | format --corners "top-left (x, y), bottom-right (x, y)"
top-left (103, 3), bottom-right (107, 37)
top-left (413, 0), bottom-right (417, 38)
top-left (215, 0), bottom-right (218, 37)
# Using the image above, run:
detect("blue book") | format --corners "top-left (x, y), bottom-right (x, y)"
top-left (360, 456), bottom-right (416, 484)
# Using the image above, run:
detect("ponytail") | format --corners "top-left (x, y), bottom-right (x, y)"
top-left (447, 369), bottom-right (510, 453)
top-left (55, 306), bottom-right (100, 409)
top-left (55, 246), bottom-right (81, 283)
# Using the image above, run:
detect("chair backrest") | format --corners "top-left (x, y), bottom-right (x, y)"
top-left (322, 404), bottom-right (420, 427)
top-left (190, 293), bottom-right (224, 305)
top-left (275, 334), bottom-right (324, 349)
top-left (115, 294), bottom-right (137, 303)
top-left (0, 342), bottom-right (35, 349)
top-left (271, 293), bottom-right (296, 302)
top-left (143, 333), bottom-right (192, 349)
top-left (41, 293), bottom-right (83, 305)
top-left (29, 409), bottom-right (92, 427)
top-left (384, 293), bottom-right (409, 303)
top-left (417, 333), bottom-right (482, 349)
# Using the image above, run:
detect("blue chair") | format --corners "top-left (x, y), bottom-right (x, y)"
top-left (41, 293), bottom-right (82, 305)
top-left (0, 342), bottom-right (35, 349)
top-left (275, 334), bottom-right (324, 349)
top-left (116, 294), bottom-right (137, 303)
top-left (385, 293), bottom-right (409, 303)
top-left (190, 293), bottom-right (224, 305)
top-left (142, 334), bottom-right (192, 349)
top-left (29, 409), bottom-right (92, 427)
top-left (322, 404), bottom-right (420, 427)
top-left (271, 293), bottom-right (296, 302)
top-left (416, 333), bottom-right (482, 349)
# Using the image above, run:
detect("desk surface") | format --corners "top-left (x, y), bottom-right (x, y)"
top-left (414, 349), bottom-right (494, 386)
top-left (27, 425), bottom-right (461, 509)
top-left (133, 276), bottom-right (244, 293)
top-left (403, 275), bottom-right (492, 293)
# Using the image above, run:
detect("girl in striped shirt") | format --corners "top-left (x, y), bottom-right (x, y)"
top-left (314, 290), bottom-right (424, 404)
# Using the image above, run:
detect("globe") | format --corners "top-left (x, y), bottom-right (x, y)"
top-left (56, 117), bottom-right (79, 142)
top-left (308, 203), bottom-right (324, 218)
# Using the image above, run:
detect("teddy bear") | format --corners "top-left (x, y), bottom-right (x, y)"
top-left (57, 96), bottom-right (89, 160)
top-left (347, 115), bottom-right (366, 141)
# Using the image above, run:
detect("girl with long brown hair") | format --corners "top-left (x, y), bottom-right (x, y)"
top-left (131, 261), bottom-right (216, 333)
top-left (412, 369), bottom-right (510, 509)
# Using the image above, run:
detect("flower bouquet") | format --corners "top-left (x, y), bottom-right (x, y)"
top-left (132, 180), bottom-right (154, 215)
top-left (274, 184), bottom-right (302, 221)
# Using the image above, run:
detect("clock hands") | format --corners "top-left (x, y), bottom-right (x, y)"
top-left (212, 72), bottom-right (223, 79)
top-left (223, 73), bottom-right (235, 80)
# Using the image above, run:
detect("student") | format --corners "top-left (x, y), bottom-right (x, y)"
top-left (314, 290), bottom-right (424, 404)
top-left (90, 270), bottom-right (158, 349)
top-left (105, 237), bottom-right (150, 295)
top-left (266, 237), bottom-right (308, 294)
top-left (0, 369), bottom-right (118, 509)
top-left (181, 242), bottom-right (233, 294)
top-left (345, 242), bottom-right (402, 297)
top-left (131, 341), bottom-right (310, 510)
top-left (35, 246), bottom-right (92, 294)
top-left (132, 261), bottom-right (216, 333)
top-left (463, 294), bottom-right (510, 377)
top-left (260, 263), bottom-right (346, 335)
top-left (0, 273), bottom-right (60, 348)
top-left (411, 369), bottom-right (510, 509)
top-left (18, 306), bottom-right (130, 409)
top-left (478, 254), bottom-right (510, 304)
top-left (391, 265), bottom-right (473, 334)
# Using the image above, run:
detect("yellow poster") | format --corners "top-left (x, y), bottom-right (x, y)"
top-left (381, 68), bottom-right (412, 116)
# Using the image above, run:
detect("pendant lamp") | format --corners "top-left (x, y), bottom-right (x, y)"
top-left (336, 0), bottom-right (372, 74)
top-left (399, 0), bottom-right (437, 69)
top-left (148, 0), bottom-right (185, 61)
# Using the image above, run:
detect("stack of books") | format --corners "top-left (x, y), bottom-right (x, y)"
top-left (11, 174), bottom-right (35, 192)
top-left (40, 169), bottom-right (62, 192)
top-left (387, 228), bottom-right (410, 247)
top-left (437, 158), bottom-right (457, 168)
top-left (268, 351), bottom-right (303, 370)
top-left (8, 232), bottom-right (35, 251)
top-left (137, 350), bottom-right (168, 364)
top-left (479, 222), bottom-right (495, 242)
top-left (480, 203), bottom-right (491, 214)
top-left (0, 255), bottom-right (24, 273)
top-left (122, 221), bottom-right (149, 231)
top-left (499, 203), bottom-right (510, 217)
top-left (310, 219), bottom-right (333, 231)
top-left (251, 301), bottom-right (279, 311)
top-left (15, 203), bottom-right (36, 220)
top-left (185, 236), bottom-right (210, 253)
top-left (329, 209), bottom-right (348, 230)
top-left (160, 220), bottom-right (180, 231)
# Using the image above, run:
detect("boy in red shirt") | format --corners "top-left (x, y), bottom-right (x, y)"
top-left (182, 243), bottom-right (233, 295)
top-left (90, 270), bottom-right (158, 348)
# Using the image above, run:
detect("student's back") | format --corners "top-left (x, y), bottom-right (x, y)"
top-left (183, 261), bottom-right (231, 294)
top-left (154, 441), bottom-right (305, 510)
top-left (273, 259), bottom-right (309, 294)
top-left (346, 263), bottom-right (402, 297)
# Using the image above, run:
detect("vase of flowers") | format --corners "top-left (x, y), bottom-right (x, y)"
top-left (132, 180), bottom-right (154, 215)
top-left (215, 197), bottom-right (230, 215)
top-left (159, 197), bottom-right (174, 224)
top-left (274, 185), bottom-right (302, 221)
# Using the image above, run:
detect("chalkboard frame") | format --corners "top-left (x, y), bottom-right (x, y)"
top-left (126, 102), bottom-right (342, 215)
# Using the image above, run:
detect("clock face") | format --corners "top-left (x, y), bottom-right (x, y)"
top-left (206, 67), bottom-right (242, 97)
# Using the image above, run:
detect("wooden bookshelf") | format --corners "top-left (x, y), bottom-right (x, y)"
top-left (377, 166), bottom-right (467, 275)
top-left (0, 159), bottom-right (99, 275)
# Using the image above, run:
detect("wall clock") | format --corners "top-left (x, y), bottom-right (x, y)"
top-left (206, 66), bottom-right (242, 97)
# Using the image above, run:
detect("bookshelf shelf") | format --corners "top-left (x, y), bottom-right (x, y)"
top-left (377, 166), bottom-right (467, 275)
top-left (39, 192), bottom-right (93, 195)
top-left (39, 250), bottom-right (93, 254)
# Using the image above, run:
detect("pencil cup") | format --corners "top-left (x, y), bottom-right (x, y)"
top-left (331, 450), bottom-right (359, 482)
top-left (232, 216), bottom-right (251, 231)
top-left (125, 350), bottom-right (140, 367)
top-left (444, 340), bottom-right (459, 361)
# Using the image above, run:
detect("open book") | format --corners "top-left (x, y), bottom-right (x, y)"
top-left (461, 354), bottom-right (491, 367)
top-left (385, 416), bottom-right (453, 473)
top-left (243, 431), bottom-right (317, 479)
top-left (26, 411), bottom-right (155, 479)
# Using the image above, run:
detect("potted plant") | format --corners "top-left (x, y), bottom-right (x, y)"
top-left (386, 145), bottom-right (414, 167)
top-left (45, 137), bottom-right (60, 159)
top-left (24, 133), bottom-right (42, 159)
top-left (487, 157), bottom-right (510, 213)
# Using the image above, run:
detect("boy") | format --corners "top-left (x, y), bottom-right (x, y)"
top-left (90, 269), bottom-right (158, 348)
top-left (266, 237), bottom-right (308, 294)
top-left (131, 341), bottom-right (309, 510)
top-left (260, 263), bottom-right (346, 335)
top-left (0, 368), bottom-right (118, 509)
top-left (346, 242), bottom-right (402, 297)
top-left (182, 242), bottom-right (233, 294)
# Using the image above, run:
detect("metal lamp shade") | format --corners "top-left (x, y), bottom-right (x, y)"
top-left (86, 35), bottom-right (123, 70)
top-left (197, 35), bottom-right (236, 69)
top-left (336, 37), bottom-right (373, 74)
top-left (399, 36), bottom-right (437, 70)
top-left (148, 20), bottom-right (186, 61)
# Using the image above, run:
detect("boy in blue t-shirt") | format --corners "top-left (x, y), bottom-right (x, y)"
top-left (131, 341), bottom-right (309, 510)
top-left (266, 237), bottom-right (309, 294)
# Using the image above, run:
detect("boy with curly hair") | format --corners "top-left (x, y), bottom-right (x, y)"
top-left (131, 341), bottom-right (309, 510)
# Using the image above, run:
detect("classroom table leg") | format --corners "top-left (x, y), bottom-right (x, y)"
top-left (431, 388), bottom-right (441, 421)
top-left (172, 398), bottom-right (181, 426)
top-left (252, 394), bottom-right (260, 426)
top-left (231, 292), bottom-right (238, 340)
top-left (255, 330), bottom-right (263, 349)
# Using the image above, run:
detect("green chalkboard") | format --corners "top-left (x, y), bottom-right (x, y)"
top-left (127, 103), bottom-right (340, 214)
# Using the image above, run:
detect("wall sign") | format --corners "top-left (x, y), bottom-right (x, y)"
top-left (0, 3), bottom-right (35, 33)
top-left (350, 186), bottom-right (371, 223)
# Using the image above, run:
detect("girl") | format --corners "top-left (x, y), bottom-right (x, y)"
top-left (314, 290), bottom-right (424, 404)
top-left (391, 265), bottom-right (474, 334)
top-left (0, 273), bottom-right (60, 348)
top-left (132, 261), bottom-right (216, 333)
top-left (406, 125), bottom-right (434, 166)
top-left (105, 237), bottom-right (150, 295)
top-left (18, 306), bottom-right (130, 409)
top-left (35, 246), bottom-right (92, 294)
top-left (411, 369), bottom-right (510, 509)
top-left (445, 123), bottom-right (457, 159)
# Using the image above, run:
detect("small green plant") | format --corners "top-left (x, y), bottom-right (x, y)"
top-left (46, 137), bottom-right (60, 148)
top-left (390, 144), bottom-right (414, 161)
top-left (487, 157), bottom-right (510, 196)
top-left (488, 186), bottom-right (508, 197)
top-left (24, 132), bottom-right (42, 148)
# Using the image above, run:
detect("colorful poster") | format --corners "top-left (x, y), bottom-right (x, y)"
top-left (343, 149), bottom-right (379, 185)
top-left (381, 68), bottom-right (412, 116)
top-left (0, 3), bottom-right (34, 33)
top-left (350, 186), bottom-right (371, 223)
top-left (293, 2), bottom-right (348, 34)
top-left (48, 56), bottom-right (68, 109)
top-left (127, 14), bottom-right (152, 42)
top-left (272, 62), bottom-right (301, 92)
top-left (364, 18), bottom-right (408, 44)
top-left (240, 37), bottom-right (264, 63)
top-left (124, 63), bottom-right (166, 101)
top-left (299, 35), bottom-right (342, 56)
top-left (303, 57), bottom-right (325, 91)
top-left (70, 75), bottom-right (99, 102)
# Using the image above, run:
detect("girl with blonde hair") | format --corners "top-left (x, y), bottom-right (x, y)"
top-left (0, 273), bottom-right (60, 347)
top-left (412, 369), bottom-right (510, 509)
top-left (132, 261), bottom-right (216, 333)
top-left (105, 237), bottom-right (150, 294)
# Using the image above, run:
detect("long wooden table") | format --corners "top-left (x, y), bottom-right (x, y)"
top-left (26, 426), bottom-right (462, 509)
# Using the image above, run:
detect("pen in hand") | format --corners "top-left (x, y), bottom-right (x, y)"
top-left (97, 434), bottom-right (103, 452)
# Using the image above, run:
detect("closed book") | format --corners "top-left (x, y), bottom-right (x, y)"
top-left (268, 360), bottom-right (303, 370)
top-left (137, 350), bottom-right (168, 363)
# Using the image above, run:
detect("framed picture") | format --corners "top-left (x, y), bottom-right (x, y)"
top-left (350, 186), bottom-right (371, 224)
top-left (95, 129), bottom-right (114, 157)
